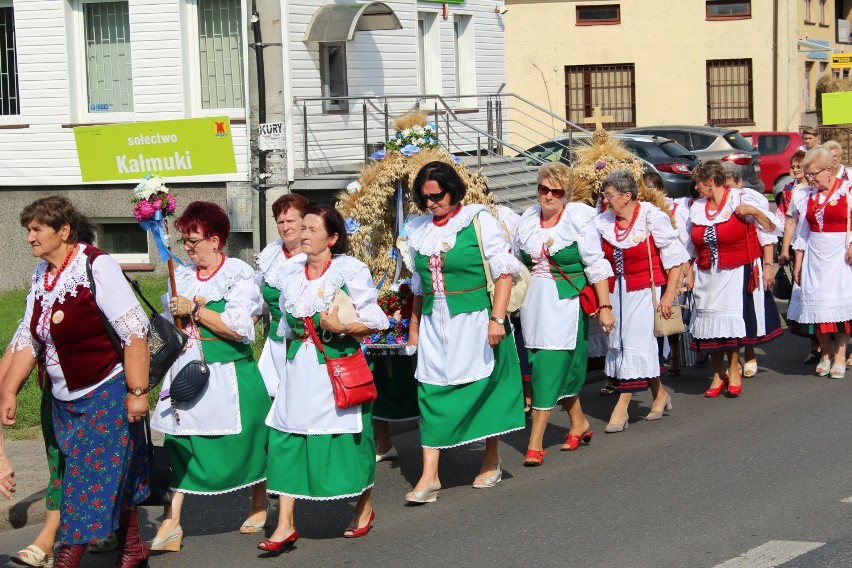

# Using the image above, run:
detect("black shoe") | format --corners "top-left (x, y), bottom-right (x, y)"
top-left (803, 350), bottom-right (821, 365)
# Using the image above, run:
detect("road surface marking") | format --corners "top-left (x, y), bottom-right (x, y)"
top-left (712, 540), bottom-right (824, 568)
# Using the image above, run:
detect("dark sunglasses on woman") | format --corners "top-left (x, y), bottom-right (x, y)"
top-left (537, 184), bottom-right (566, 199)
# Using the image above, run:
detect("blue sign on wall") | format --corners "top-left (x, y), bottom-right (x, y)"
top-left (807, 39), bottom-right (829, 60)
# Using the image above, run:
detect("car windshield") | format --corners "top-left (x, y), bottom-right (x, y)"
top-left (724, 132), bottom-right (754, 152)
top-left (657, 140), bottom-right (695, 160)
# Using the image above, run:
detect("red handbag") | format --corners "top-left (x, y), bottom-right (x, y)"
top-left (304, 317), bottom-right (377, 409)
top-left (544, 252), bottom-right (600, 316)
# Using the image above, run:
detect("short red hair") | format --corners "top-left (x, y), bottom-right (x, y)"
top-left (174, 201), bottom-right (231, 248)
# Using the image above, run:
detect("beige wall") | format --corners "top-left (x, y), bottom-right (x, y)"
top-left (798, 0), bottom-right (838, 121)
top-left (505, 0), bottom-right (804, 148)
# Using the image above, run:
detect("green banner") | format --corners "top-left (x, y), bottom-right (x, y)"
top-left (74, 117), bottom-right (238, 182)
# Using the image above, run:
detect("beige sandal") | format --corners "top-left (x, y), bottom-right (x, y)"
top-left (13, 544), bottom-right (54, 568)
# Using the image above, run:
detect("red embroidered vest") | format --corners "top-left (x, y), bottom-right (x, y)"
top-left (601, 235), bottom-right (667, 293)
top-left (30, 247), bottom-right (121, 391)
top-left (691, 214), bottom-right (760, 271)
top-left (805, 192), bottom-right (848, 233)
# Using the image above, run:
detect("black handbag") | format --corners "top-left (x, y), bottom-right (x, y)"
top-left (85, 254), bottom-right (188, 389)
top-left (168, 358), bottom-right (209, 404)
top-left (123, 276), bottom-right (189, 389)
top-left (773, 264), bottom-right (793, 301)
top-left (140, 412), bottom-right (172, 507)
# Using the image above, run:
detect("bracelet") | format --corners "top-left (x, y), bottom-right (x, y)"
top-left (764, 262), bottom-right (776, 266)
top-left (596, 305), bottom-right (613, 316)
top-left (337, 323), bottom-right (349, 338)
top-left (410, 317), bottom-right (420, 326)
top-left (191, 303), bottom-right (202, 322)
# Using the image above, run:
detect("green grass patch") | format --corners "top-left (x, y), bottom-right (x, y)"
top-left (2, 275), bottom-right (268, 440)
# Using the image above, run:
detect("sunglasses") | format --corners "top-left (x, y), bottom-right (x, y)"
top-left (422, 189), bottom-right (448, 203)
top-left (537, 184), bottom-right (566, 199)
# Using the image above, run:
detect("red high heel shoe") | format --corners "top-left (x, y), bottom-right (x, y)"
top-left (524, 448), bottom-right (547, 466)
top-left (561, 430), bottom-right (594, 451)
top-left (704, 375), bottom-right (728, 398)
top-left (257, 529), bottom-right (299, 555)
top-left (343, 510), bottom-right (375, 538)
top-left (727, 383), bottom-right (742, 396)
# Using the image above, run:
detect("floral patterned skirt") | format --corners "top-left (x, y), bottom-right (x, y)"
top-left (52, 373), bottom-right (149, 545)
top-left (40, 387), bottom-right (63, 511)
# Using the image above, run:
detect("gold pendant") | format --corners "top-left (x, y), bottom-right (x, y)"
top-left (545, 238), bottom-right (554, 247)
top-left (442, 242), bottom-right (450, 251)
top-left (830, 199), bottom-right (839, 206)
top-left (632, 234), bottom-right (643, 243)
top-left (316, 287), bottom-right (324, 298)
top-left (722, 211), bottom-right (731, 220)
top-left (52, 311), bottom-right (64, 324)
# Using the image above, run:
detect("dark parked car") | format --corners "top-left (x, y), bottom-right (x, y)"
top-left (521, 133), bottom-right (699, 198)
top-left (622, 125), bottom-right (765, 193)
top-left (741, 131), bottom-right (804, 196)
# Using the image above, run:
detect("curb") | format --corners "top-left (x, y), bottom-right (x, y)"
top-left (0, 488), bottom-right (47, 533)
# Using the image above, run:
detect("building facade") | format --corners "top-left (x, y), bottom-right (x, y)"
top-left (504, 0), bottom-right (852, 143)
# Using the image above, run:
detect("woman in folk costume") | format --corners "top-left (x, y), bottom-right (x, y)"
top-left (404, 161), bottom-right (526, 503)
top-left (595, 170), bottom-right (691, 432)
top-left (262, 205), bottom-right (389, 550)
top-left (1, 196), bottom-right (150, 568)
top-left (151, 202), bottom-right (272, 551)
top-left (687, 161), bottom-right (782, 395)
top-left (793, 147), bottom-right (852, 379)
top-left (516, 163), bottom-right (614, 466)
top-left (255, 193), bottom-right (309, 397)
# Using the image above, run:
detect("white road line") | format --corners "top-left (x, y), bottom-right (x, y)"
top-left (841, 496), bottom-right (852, 503)
top-left (712, 540), bottom-right (825, 568)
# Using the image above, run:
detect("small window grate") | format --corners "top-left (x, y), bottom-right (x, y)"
top-left (564, 64), bottom-right (635, 128)
top-left (706, 58), bottom-right (753, 125)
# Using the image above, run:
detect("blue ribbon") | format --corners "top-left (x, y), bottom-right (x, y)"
top-left (139, 210), bottom-right (184, 266)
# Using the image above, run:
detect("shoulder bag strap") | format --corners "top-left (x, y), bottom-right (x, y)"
top-left (544, 250), bottom-right (583, 295)
top-left (645, 211), bottom-right (659, 310)
top-left (472, 215), bottom-right (495, 294)
top-left (85, 251), bottom-right (124, 361)
top-left (122, 272), bottom-right (161, 315)
top-left (303, 316), bottom-right (328, 363)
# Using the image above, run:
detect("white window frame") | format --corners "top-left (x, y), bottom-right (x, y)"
top-left (0, 0), bottom-right (21, 123)
top-left (453, 13), bottom-right (476, 109)
top-left (67, 0), bottom-right (135, 124)
top-left (417, 11), bottom-right (441, 96)
top-left (819, 0), bottom-right (827, 25)
top-left (95, 219), bottom-right (150, 264)
top-left (182, 0), bottom-right (248, 119)
top-left (804, 0), bottom-right (813, 23)
top-left (319, 41), bottom-right (348, 113)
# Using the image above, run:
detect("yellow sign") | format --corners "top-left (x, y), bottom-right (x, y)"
top-left (831, 54), bottom-right (852, 68)
top-left (822, 91), bottom-right (852, 125)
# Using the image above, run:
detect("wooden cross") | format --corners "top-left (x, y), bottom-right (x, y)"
top-left (582, 106), bottom-right (614, 130)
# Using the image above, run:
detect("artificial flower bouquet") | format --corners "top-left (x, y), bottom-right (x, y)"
top-left (132, 174), bottom-right (177, 221)
top-left (363, 280), bottom-right (414, 349)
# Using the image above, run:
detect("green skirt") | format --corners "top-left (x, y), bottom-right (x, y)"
top-left (528, 313), bottom-right (588, 409)
top-left (267, 406), bottom-right (375, 500)
top-left (165, 359), bottom-right (271, 494)
top-left (370, 352), bottom-right (420, 422)
top-left (41, 388), bottom-right (63, 511)
top-left (419, 331), bottom-right (525, 448)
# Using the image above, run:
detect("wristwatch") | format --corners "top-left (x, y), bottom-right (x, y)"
top-left (127, 386), bottom-right (149, 397)
top-left (489, 316), bottom-right (505, 325)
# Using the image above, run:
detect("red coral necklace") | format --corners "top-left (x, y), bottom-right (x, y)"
top-left (196, 253), bottom-right (226, 281)
top-left (305, 257), bottom-right (332, 280)
top-left (705, 187), bottom-right (730, 221)
top-left (43, 246), bottom-right (77, 292)
top-left (432, 205), bottom-right (462, 227)
top-left (614, 203), bottom-right (640, 242)
top-left (540, 205), bottom-right (566, 228)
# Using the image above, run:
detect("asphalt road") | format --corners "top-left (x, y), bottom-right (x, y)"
top-left (4, 329), bottom-right (852, 568)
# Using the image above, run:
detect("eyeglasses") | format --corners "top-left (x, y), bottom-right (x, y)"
top-left (537, 184), bottom-right (566, 199)
top-left (421, 189), bottom-right (448, 203)
top-left (803, 168), bottom-right (829, 180)
top-left (602, 191), bottom-right (623, 202)
top-left (177, 236), bottom-right (211, 249)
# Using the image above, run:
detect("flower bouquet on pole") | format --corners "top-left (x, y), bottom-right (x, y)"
top-left (132, 174), bottom-right (183, 325)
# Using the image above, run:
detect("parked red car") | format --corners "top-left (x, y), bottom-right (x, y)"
top-left (741, 131), bottom-right (804, 195)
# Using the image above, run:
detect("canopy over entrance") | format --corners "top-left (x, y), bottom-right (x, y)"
top-left (304, 2), bottom-right (403, 42)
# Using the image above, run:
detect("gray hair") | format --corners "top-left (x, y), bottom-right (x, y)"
top-left (721, 160), bottom-right (741, 183)
top-left (601, 170), bottom-right (638, 200)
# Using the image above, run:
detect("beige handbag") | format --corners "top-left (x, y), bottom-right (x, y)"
top-left (330, 289), bottom-right (358, 325)
top-left (472, 216), bottom-right (531, 313)
top-left (646, 214), bottom-right (685, 337)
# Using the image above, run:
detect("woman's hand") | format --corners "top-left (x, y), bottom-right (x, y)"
top-left (793, 265), bottom-right (801, 286)
top-left (319, 305), bottom-right (344, 334)
top-left (734, 204), bottom-right (758, 218)
top-left (778, 250), bottom-right (790, 266)
top-left (657, 292), bottom-right (676, 319)
top-left (846, 244), bottom-right (852, 266)
top-left (487, 320), bottom-right (506, 347)
top-left (169, 295), bottom-right (195, 317)
top-left (683, 268), bottom-right (695, 290)
top-left (597, 309), bottom-right (615, 335)
top-left (763, 264), bottom-right (775, 290)
top-left (0, 393), bottom-right (17, 426)
top-left (126, 395), bottom-right (148, 423)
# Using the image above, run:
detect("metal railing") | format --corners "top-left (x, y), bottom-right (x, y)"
top-left (291, 91), bottom-right (589, 207)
